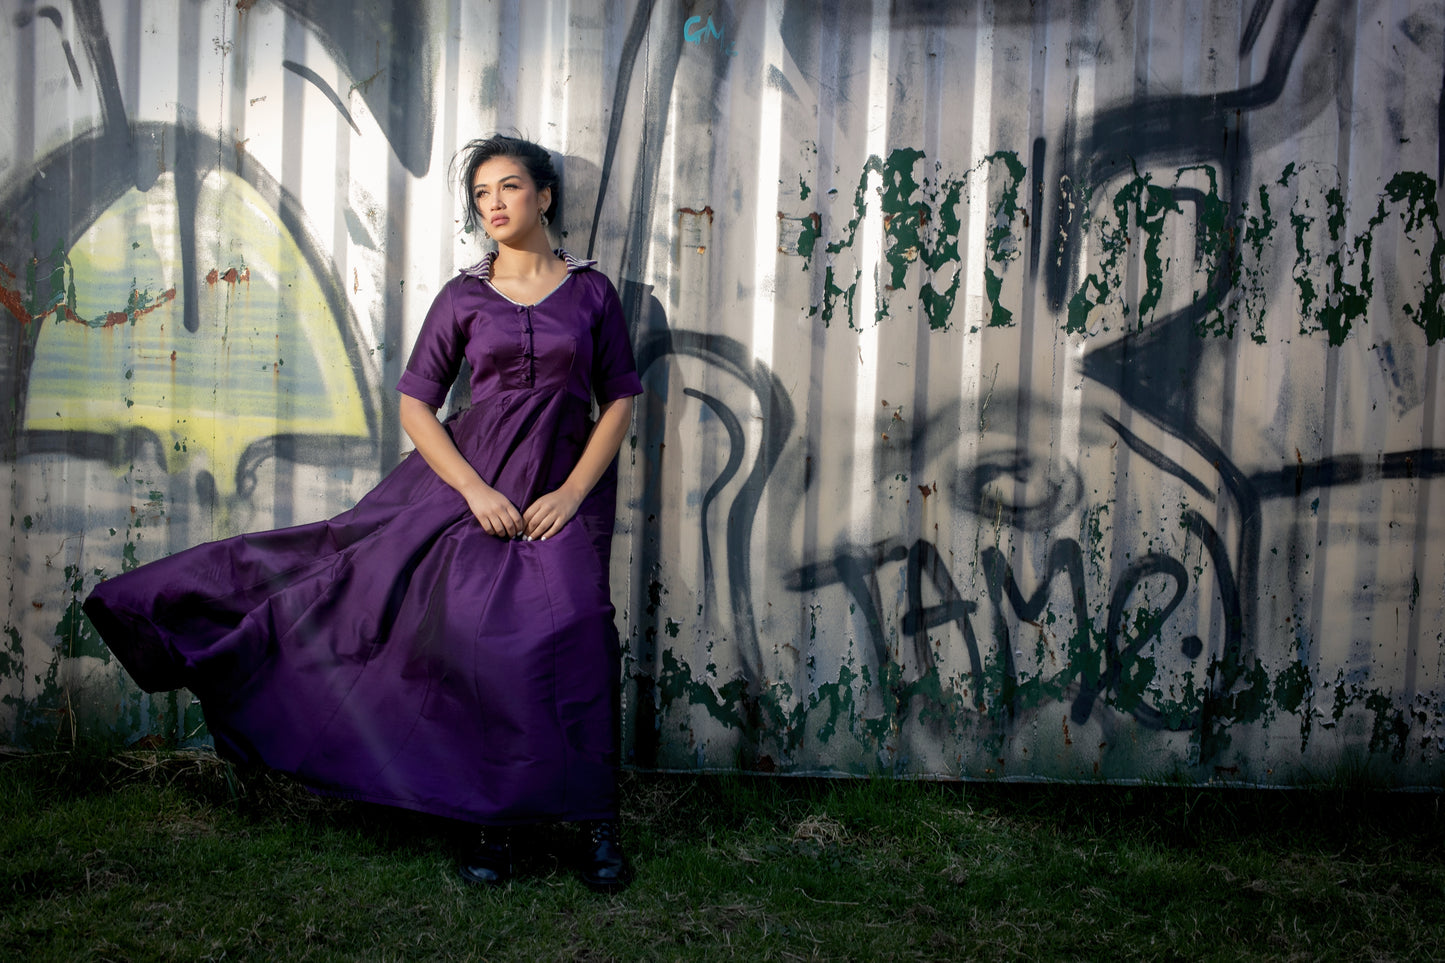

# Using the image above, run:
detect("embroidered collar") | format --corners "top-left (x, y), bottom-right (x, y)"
top-left (460, 249), bottom-right (596, 280)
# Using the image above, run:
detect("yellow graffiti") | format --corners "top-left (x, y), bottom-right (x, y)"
top-left (24, 169), bottom-right (371, 496)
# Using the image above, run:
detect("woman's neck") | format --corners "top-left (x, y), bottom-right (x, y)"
top-left (492, 239), bottom-right (558, 277)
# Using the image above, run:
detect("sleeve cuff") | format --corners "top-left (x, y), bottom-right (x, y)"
top-left (595, 372), bottom-right (644, 404)
top-left (396, 371), bottom-right (449, 408)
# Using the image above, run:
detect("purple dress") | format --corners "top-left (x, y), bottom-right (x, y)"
top-left (83, 251), bottom-right (643, 826)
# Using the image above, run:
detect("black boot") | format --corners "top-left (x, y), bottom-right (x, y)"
top-left (578, 820), bottom-right (632, 894)
top-left (458, 826), bottom-right (512, 886)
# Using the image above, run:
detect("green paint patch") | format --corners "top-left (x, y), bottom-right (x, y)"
top-left (655, 648), bottom-right (759, 737)
top-left (1234, 183), bottom-right (1277, 343)
top-left (1271, 660), bottom-right (1310, 715)
top-left (1381, 171), bottom-right (1445, 343)
top-left (796, 150), bottom-right (1437, 343)
top-left (802, 148), bottom-right (1027, 330)
top-left (1282, 165), bottom-right (1444, 345)
top-left (1056, 158), bottom-right (1439, 345)
top-left (1365, 691), bottom-right (1410, 762)
top-left (0, 624), bottom-right (23, 682)
top-left (793, 212), bottom-right (822, 259)
top-left (57, 565), bottom-right (109, 663)
top-left (983, 151), bottom-right (1026, 327)
top-left (1066, 163), bottom-right (1235, 337)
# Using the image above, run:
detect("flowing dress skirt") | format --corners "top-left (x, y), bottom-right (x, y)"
top-left (84, 391), bottom-right (621, 825)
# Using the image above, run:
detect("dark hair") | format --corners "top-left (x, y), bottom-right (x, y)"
top-left (453, 134), bottom-right (560, 234)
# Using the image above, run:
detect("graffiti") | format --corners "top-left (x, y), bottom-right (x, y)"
top-left (3, 0), bottom-right (1444, 786)
top-left (799, 153), bottom-right (1442, 343)
top-left (613, 0), bottom-right (1445, 782)
top-left (799, 148), bottom-right (1028, 330)
top-left (683, 14), bottom-right (737, 56)
top-left (0, 0), bottom-right (433, 746)
top-left (788, 522), bottom-right (1238, 733)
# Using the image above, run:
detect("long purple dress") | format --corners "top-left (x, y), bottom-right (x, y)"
top-left (83, 250), bottom-right (643, 826)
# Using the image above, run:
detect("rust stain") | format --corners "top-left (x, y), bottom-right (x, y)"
top-left (0, 280), bottom-right (32, 325)
top-left (1061, 717), bottom-right (1073, 746)
top-left (102, 287), bottom-right (177, 328)
top-left (3, 272), bottom-right (174, 328)
top-left (677, 205), bottom-right (715, 223)
top-left (207, 267), bottom-right (249, 286)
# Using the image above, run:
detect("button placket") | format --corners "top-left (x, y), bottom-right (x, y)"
top-left (521, 305), bottom-right (535, 387)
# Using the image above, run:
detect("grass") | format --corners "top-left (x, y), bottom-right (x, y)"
top-left (2, 749), bottom-right (1443, 962)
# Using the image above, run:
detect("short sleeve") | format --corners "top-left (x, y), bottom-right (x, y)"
top-left (396, 279), bottom-right (463, 408)
top-left (591, 276), bottom-right (644, 404)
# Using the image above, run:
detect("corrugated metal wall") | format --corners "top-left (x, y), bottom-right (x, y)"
top-left (2, 0), bottom-right (1442, 785)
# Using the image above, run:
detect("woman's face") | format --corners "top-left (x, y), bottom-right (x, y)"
top-left (471, 156), bottom-right (551, 246)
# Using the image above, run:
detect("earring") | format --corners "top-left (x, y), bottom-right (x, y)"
top-left (540, 210), bottom-right (549, 227)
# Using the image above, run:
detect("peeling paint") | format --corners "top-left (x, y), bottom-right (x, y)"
top-left (803, 148), bottom-right (1028, 330)
top-left (3, 0), bottom-right (1443, 788)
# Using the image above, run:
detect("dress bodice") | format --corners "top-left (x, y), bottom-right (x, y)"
top-left (397, 250), bottom-right (642, 410)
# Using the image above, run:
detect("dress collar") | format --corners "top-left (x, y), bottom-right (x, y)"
top-left (460, 249), bottom-right (596, 280)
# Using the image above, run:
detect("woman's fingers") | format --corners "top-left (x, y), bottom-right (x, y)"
top-left (520, 506), bottom-right (552, 540)
top-left (521, 491), bottom-right (578, 540)
top-left (486, 513), bottom-right (523, 538)
top-left (467, 488), bottom-right (524, 538)
top-left (527, 513), bottom-right (562, 541)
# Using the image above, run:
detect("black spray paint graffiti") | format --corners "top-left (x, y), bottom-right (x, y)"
top-left (631, 323), bottom-right (1438, 770)
top-left (1054, 0), bottom-right (1443, 720)
top-left (617, 0), bottom-right (1445, 772)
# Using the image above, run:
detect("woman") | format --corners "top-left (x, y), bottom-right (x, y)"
top-left (83, 134), bottom-right (642, 892)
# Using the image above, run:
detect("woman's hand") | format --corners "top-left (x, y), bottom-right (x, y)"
top-left (522, 486), bottom-right (583, 541)
top-left (463, 482), bottom-right (525, 539)
top-left (517, 397), bottom-right (634, 541)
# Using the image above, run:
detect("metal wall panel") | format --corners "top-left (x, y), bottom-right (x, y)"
top-left (2, 0), bottom-right (1442, 785)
